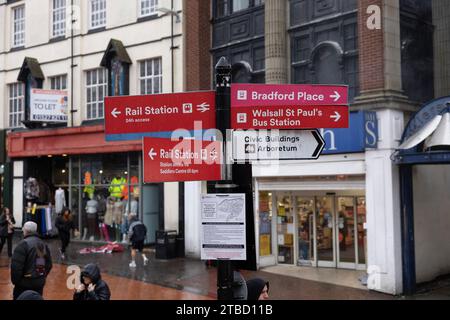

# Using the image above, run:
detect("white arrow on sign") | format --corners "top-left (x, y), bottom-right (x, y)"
top-left (330, 91), bottom-right (341, 102)
top-left (232, 129), bottom-right (325, 161)
top-left (196, 102), bottom-right (210, 113)
top-left (330, 111), bottom-right (341, 122)
top-left (111, 108), bottom-right (121, 118)
top-left (148, 148), bottom-right (157, 160)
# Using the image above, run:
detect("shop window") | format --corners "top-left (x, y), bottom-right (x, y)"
top-left (276, 194), bottom-right (294, 264)
top-left (50, 74), bottom-right (67, 90)
top-left (89, 0), bottom-right (106, 30)
top-left (85, 68), bottom-right (107, 120)
top-left (12, 5), bottom-right (25, 47)
top-left (52, 0), bottom-right (66, 38)
top-left (259, 191), bottom-right (272, 256)
top-left (52, 157), bottom-right (69, 186)
top-left (139, 58), bottom-right (162, 95)
top-left (8, 82), bottom-right (25, 128)
top-left (140, 0), bottom-right (158, 17)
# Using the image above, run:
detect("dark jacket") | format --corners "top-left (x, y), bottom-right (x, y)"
top-left (11, 234), bottom-right (52, 290)
top-left (0, 214), bottom-right (8, 237)
top-left (73, 264), bottom-right (111, 300)
top-left (55, 215), bottom-right (74, 235)
top-left (16, 290), bottom-right (44, 300)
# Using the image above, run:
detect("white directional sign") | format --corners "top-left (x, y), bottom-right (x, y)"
top-left (232, 129), bottom-right (325, 161)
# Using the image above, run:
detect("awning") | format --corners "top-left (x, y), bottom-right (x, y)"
top-left (7, 125), bottom-right (141, 158)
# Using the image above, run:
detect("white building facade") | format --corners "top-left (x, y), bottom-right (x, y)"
top-left (0, 0), bottom-right (186, 243)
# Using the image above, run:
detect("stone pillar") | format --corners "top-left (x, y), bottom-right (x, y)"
top-left (265, 0), bottom-right (287, 84)
top-left (432, 0), bottom-right (450, 97)
top-left (354, 0), bottom-right (415, 111)
top-left (365, 109), bottom-right (404, 295)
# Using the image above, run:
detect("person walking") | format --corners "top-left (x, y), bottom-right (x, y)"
top-left (73, 263), bottom-right (111, 300)
top-left (127, 213), bottom-right (148, 268)
top-left (0, 207), bottom-right (16, 257)
top-left (10, 221), bottom-right (52, 300)
top-left (246, 278), bottom-right (270, 300)
top-left (55, 208), bottom-right (78, 260)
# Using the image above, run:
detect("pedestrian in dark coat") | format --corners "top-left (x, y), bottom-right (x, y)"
top-left (11, 222), bottom-right (52, 300)
top-left (246, 278), bottom-right (270, 300)
top-left (73, 263), bottom-right (111, 300)
top-left (55, 208), bottom-right (78, 259)
top-left (0, 207), bottom-right (15, 257)
top-left (16, 290), bottom-right (44, 300)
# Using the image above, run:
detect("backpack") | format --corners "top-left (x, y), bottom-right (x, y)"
top-left (33, 242), bottom-right (48, 278)
top-left (132, 223), bottom-right (147, 242)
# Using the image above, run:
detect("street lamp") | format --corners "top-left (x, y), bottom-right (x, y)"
top-left (157, 7), bottom-right (181, 23)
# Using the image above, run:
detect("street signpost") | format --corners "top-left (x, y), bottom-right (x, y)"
top-left (231, 105), bottom-right (348, 129)
top-left (104, 91), bottom-right (215, 141)
top-left (232, 129), bottom-right (325, 161)
top-left (231, 83), bottom-right (349, 107)
top-left (142, 137), bottom-right (222, 183)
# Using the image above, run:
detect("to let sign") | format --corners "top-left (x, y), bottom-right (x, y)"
top-left (231, 84), bottom-right (348, 107)
top-left (30, 89), bottom-right (68, 123)
top-left (143, 137), bottom-right (222, 183)
top-left (105, 91), bottom-right (215, 141)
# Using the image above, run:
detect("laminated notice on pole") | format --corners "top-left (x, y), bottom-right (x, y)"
top-left (201, 194), bottom-right (246, 261)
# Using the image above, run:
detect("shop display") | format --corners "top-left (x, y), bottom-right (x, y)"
top-left (277, 196), bottom-right (294, 264)
top-left (54, 187), bottom-right (66, 214)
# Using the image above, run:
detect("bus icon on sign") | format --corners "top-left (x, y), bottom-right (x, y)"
top-left (237, 113), bottom-right (247, 123)
top-left (237, 90), bottom-right (247, 100)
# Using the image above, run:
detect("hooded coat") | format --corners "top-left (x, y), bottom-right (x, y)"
top-left (16, 290), bottom-right (44, 300)
top-left (246, 278), bottom-right (269, 300)
top-left (73, 264), bottom-right (111, 300)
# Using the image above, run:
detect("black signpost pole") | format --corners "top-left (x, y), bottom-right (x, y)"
top-left (214, 57), bottom-right (236, 300)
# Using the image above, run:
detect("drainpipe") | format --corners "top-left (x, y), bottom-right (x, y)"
top-left (70, 0), bottom-right (75, 127)
top-left (171, 0), bottom-right (174, 93)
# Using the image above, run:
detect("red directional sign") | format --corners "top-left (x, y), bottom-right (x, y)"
top-left (231, 84), bottom-right (348, 107)
top-left (143, 137), bottom-right (222, 183)
top-left (105, 91), bottom-right (215, 141)
top-left (231, 105), bottom-right (349, 129)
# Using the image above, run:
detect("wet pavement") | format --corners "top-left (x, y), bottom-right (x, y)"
top-left (0, 236), bottom-right (398, 300)
top-left (2, 236), bottom-right (449, 300)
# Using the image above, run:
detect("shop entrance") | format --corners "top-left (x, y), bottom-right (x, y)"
top-left (274, 192), bottom-right (366, 270)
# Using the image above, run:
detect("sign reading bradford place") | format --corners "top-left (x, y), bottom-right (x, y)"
top-left (30, 89), bottom-right (68, 122)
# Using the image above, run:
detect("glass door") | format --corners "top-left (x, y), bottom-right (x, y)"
top-left (336, 197), bottom-right (357, 269)
top-left (296, 196), bottom-right (315, 266)
top-left (316, 196), bottom-right (335, 267)
top-left (276, 194), bottom-right (294, 264)
top-left (356, 197), bottom-right (367, 269)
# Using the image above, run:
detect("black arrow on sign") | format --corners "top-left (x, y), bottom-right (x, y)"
top-left (311, 129), bottom-right (326, 159)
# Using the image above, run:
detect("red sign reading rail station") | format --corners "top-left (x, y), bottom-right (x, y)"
top-left (143, 137), bottom-right (222, 183)
top-left (105, 91), bottom-right (215, 141)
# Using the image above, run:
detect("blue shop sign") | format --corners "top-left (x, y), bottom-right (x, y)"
top-left (320, 111), bottom-right (378, 155)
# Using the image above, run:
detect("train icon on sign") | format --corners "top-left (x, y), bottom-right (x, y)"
top-left (183, 103), bottom-right (193, 113)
